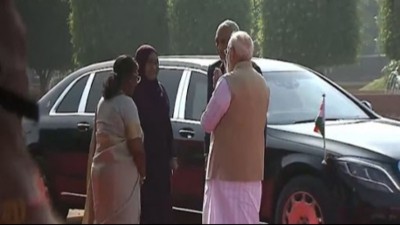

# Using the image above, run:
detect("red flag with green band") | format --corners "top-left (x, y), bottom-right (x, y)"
top-left (314, 96), bottom-right (325, 137)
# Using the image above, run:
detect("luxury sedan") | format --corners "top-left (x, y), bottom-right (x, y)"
top-left (24, 56), bottom-right (400, 223)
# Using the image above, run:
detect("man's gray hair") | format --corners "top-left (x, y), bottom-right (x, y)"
top-left (217, 19), bottom-right (240, 33)
top-left (227, 31), bottom-right (254, 61)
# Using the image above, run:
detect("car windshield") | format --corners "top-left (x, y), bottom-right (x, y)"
top-left (263, 70), bottom-right (370, 125)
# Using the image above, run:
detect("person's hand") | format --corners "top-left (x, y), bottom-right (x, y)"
top-left (170, 157), bottom-right (178, 172)
top-left (213, 68), bottom-right (223, 88)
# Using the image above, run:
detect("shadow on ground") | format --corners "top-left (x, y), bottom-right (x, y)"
top-left (66, 209), bottom-right (202, 224)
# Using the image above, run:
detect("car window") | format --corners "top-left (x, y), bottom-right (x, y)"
top-left (157, 68), bottom-right (183, 117)
top-left (264, 71), bottom-right (370, 125)
top-left (85, 71), bottom-right (112, 113)
top-left (185, 71), bottom-right (207, 121)
top-left (56, 75), bottom-right (89, 113)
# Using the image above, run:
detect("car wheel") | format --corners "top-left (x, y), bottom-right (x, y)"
top-left (274, 176), bottom-right (342, 224)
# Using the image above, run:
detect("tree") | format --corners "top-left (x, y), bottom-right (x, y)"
top-left (15, 0), bottom-right (72, 94)
top-left (359, 0), bottom-right (380, 55)
top-left (69, 0), bottom-right (170, 67)
top-left (262, 0), bottom-right (360, 69)
top-left (379, 0), bottom-right (400, 60)
top-left (168, 0), bottom-right (252, 54)
top-left (379, 0), bottom-right (400, 90)
top-left (251, 0), bottom-right (265, 57)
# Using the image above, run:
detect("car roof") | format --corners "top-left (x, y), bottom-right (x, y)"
top-left (38, 55), bottom-right (313, 115)
top-left (161, 55), bottom-right (305, 72)
top-left (73, 55), bottom-right (306, 77)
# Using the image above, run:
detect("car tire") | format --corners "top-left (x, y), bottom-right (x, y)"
top-left (274, 175), bottom-right (342, 224)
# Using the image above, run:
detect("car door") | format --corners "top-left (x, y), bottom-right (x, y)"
top-left (171, 69), bottom-right (208, 211)
top-left (157, 67), bottom-right (184, 118)
top-left (80, 66), bottom-right (184, 200)
top-left (39, 72), bottom-right (95, 207)
top-left (40, 73), bottom-right (92, 154)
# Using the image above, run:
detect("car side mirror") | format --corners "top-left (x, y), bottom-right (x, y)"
top-left (361, 100), bottom-right (373, 110)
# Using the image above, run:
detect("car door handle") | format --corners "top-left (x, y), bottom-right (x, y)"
top-left (179, 128), bottom-right (195, 139)
top-left (77, 122), bottom-right (90, 132)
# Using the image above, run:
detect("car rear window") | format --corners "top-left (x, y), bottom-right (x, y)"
top-left (56, 75), bottom-right (89, 113)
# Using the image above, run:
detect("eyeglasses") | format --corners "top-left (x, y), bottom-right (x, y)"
top-left (0, 87), bottom-right (39, 121)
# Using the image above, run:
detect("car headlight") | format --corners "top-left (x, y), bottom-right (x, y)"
top-left (337, 157), bottom-right (400, 193)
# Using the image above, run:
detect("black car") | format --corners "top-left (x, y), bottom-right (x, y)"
top-left (24, 56), bottom-right (400, 223)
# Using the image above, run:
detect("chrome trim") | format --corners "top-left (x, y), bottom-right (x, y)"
top-left (172, 207), bottom-right (202, 215)
top-left (177, 70), bottom-right (191, 119)
top-left (49, 73), bottom-right (91, 116)
top-left (173, 69), bottom-right (188, 119)
top-left (50, 66), bottom-right (186, 117)
top-left (179, 69), bottom-right (207, 120)
top-left (78, 73), bottom-right (95, 113)
top-left (172, 118), bottom-right (201, 125)
top-left (189, 68), bottom-right (207, 75)
top-left (337, 157), bottom-right (400, 192)
top-left (160, 66), bottom-right (188, 70)
top-left (61, 192), bottom-right (86, 198)
top-left (49, 112), bottom-right (94, 117)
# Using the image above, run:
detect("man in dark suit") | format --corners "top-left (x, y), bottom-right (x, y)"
top-left (205, 20), bottom-right (263, 160)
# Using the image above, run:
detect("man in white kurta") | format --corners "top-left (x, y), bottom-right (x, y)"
top-left (201, 31), bottom-right (270, 224)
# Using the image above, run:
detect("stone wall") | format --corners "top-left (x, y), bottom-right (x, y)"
top-left (353, 92), bottom-right (400, 120)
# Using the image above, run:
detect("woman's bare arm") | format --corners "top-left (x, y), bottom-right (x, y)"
top-left (127, 138), bottom-right (146, 180)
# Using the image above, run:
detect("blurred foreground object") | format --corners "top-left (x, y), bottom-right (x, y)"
top-left (0, 0), bottom-right (59, 223)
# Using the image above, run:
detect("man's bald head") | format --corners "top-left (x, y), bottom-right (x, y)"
top-left (226, 31), bottom-right (254, 72)
top-left (215, 20), bottom-right (240, 61)
top-left (228, 31), bottom-right (254, 61)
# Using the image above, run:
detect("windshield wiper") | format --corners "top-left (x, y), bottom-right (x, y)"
top-left (294, 118), bottom-right (341, 124)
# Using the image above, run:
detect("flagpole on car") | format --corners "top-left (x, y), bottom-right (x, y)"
top-left (313, 94), bottom-right (328, 165)
top-left (321, 94), bottom-right (327, 165)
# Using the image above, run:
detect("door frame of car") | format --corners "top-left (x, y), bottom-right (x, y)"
top-left (172, 68), bottom-right (207, 125)
top-left (48, 66), bottom-right (193, 121)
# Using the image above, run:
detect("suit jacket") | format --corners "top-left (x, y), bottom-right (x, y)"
top-left (204, 60), bottom-right (263, 156)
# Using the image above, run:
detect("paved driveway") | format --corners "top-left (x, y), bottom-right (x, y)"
top-left (66, 209), bottom-right (202, 224)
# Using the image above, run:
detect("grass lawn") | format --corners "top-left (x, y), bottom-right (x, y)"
top-left (360, 76), bottom-right (386, 91)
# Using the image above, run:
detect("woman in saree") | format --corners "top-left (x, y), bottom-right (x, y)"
top-left (83, 55), bottom-right (146, 224)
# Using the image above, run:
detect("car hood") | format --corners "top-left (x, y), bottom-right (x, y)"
top-left (269, 119), bottom-right (400, 160)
